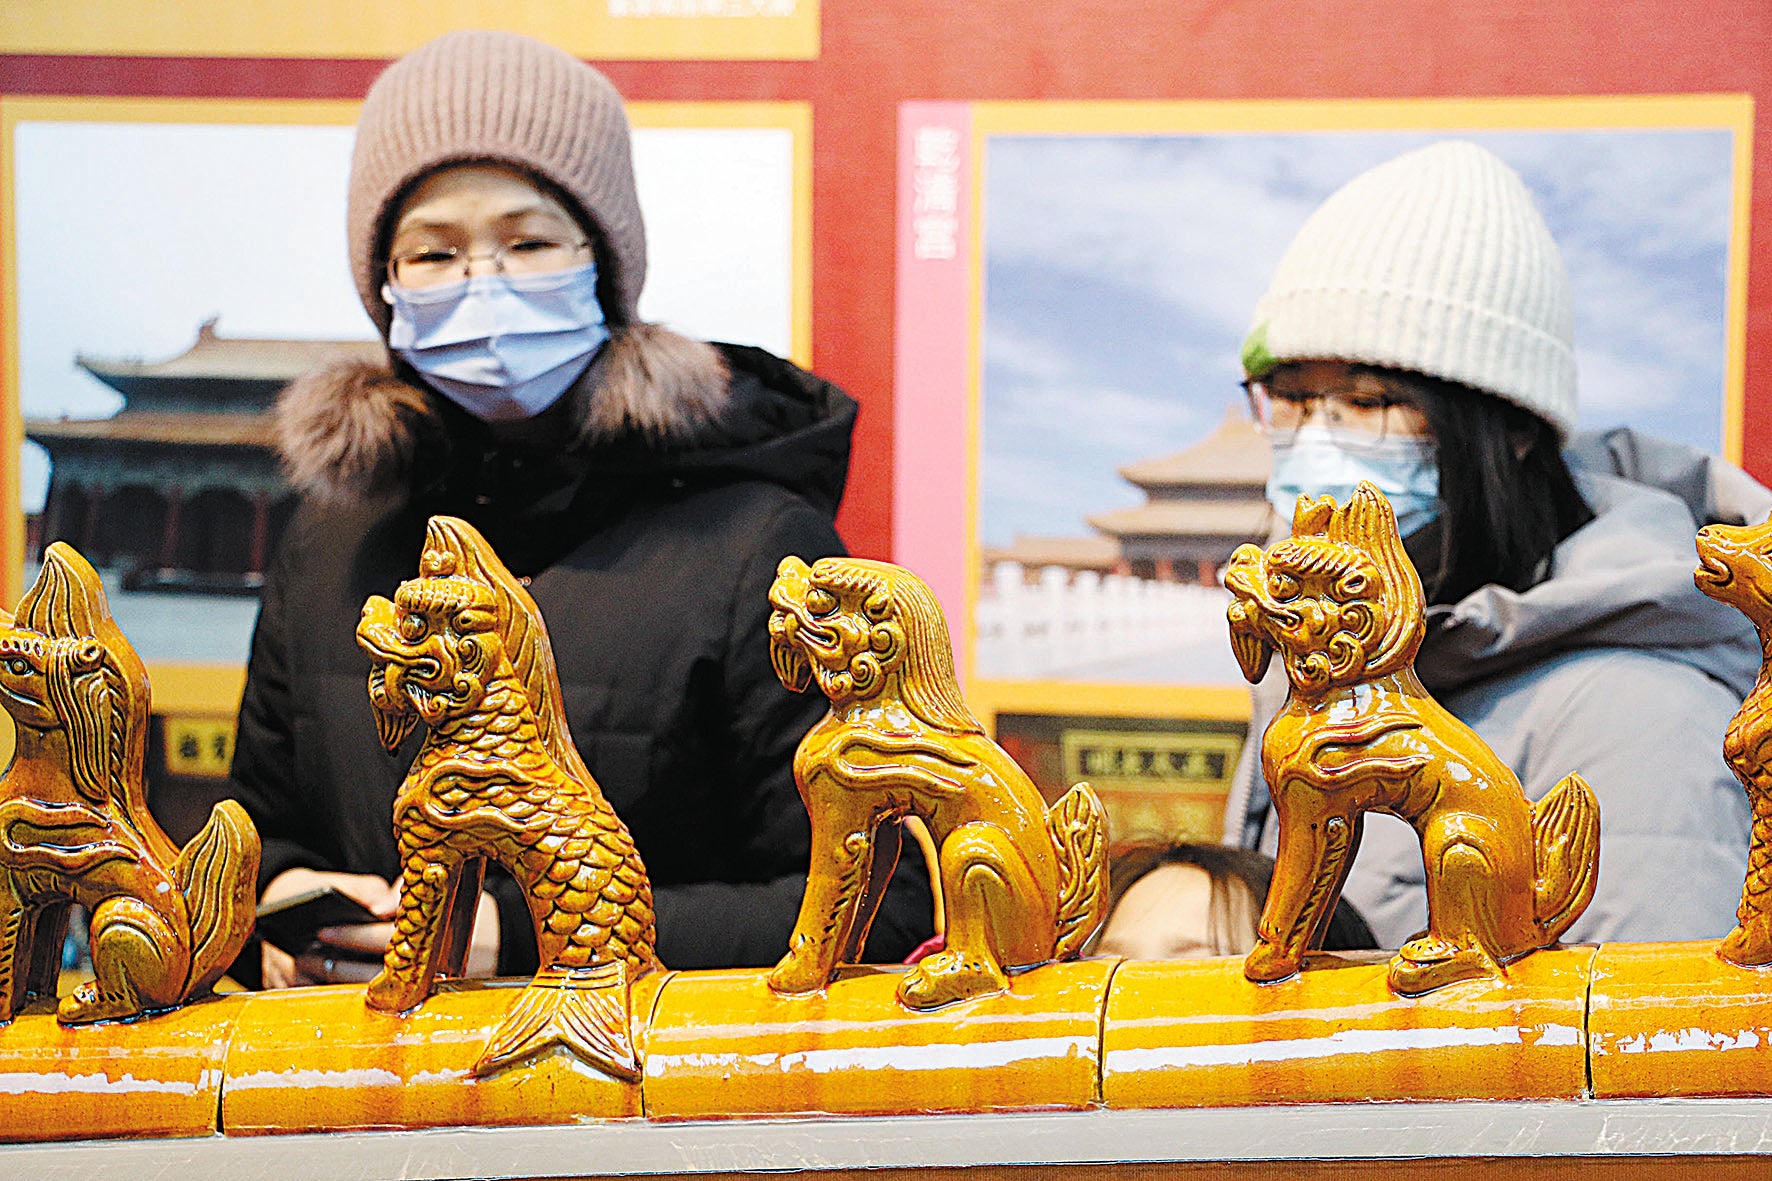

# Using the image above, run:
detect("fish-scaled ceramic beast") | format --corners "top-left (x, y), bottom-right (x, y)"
top-left (0, 543), bottom-right (259, 1025)
top-left (357, 516), bottom-right (657, 1079)
top-left (764, 555), bottom-right (1107, 1009)
top-left (1695, 516), bottom-right (1772, 967)
top-left (1224, 482), bottom-right (1600, 995)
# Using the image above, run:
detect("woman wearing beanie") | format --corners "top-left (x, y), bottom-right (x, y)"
top-left (1225, 140), bottom-right (1766, 947)
top-left (227, 30), bottom-right (928, 987)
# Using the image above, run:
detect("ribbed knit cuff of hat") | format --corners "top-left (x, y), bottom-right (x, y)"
top-left (1241, 140), bottom-right (1578, 440)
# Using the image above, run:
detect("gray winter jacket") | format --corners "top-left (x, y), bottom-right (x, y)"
top-left (1226, 429), bottom-right (1768, 946)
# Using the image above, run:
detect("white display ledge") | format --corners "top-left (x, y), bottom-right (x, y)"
top-left (7, 1099), bottom-right (1772, 1180)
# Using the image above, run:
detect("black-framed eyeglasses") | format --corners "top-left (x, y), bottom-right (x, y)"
top-left (387, 238), bottom-right (592, 290)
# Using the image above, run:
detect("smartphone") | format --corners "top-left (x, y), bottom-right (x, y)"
top-left (255, 886), bottom-right (383, 956)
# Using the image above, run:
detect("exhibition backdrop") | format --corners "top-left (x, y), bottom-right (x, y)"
top-left (2, 1), bottom-right (1770, 841)
top-left (4, 96), bottom-right (809, 661)
top-left (892, 94), bottom-right (1753, 840)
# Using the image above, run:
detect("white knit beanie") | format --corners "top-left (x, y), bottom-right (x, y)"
top-left (1242, 140), bottom-right (1578, 440)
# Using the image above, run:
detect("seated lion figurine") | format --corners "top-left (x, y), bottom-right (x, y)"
top-left (1224, 483), bottom-right (1600, 995)
top-left (764, 555), bottom-right (1107, 1010)
top-left (0, 543), bottom-right (258, 1025)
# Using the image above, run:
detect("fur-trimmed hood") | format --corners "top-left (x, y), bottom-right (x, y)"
top-left (275, 325), bottom-right (853, 514)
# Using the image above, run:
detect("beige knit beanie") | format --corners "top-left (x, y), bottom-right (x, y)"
top-left (347, 29), bottom-right (646, 337)
top-left (1242, 140), bottom-right (1578, 440)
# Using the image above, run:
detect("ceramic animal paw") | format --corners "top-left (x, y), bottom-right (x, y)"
top-left (763, 555), bottom-right (1107, 1010)
top-left (1224, 483), bottom-right (1599, 995)
top-left (0, 544), bottom-right (259, 1025)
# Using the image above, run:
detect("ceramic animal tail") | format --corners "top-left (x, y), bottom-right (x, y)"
top-left (1695, 518), bottom-right (1772, 967)
top-left (763, 555), bottom-right (1107, 1010)
top-left (1224, 483), bottom-right (1599, 996)
top-left (0, 543), bottom-right (259, 1025)
top-left (357, 516), bottom-right (656, 1079)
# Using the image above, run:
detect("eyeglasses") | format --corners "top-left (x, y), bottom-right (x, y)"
top-left (387, 237), bottom-right (592, 290)
top-left (1242, 368), bottom-right (1428, 446)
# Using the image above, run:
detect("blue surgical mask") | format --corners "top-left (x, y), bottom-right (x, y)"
top-left (386, 262), bottom-right (609, 422)
top-left (1267, 422), bottom-right (1442, 535)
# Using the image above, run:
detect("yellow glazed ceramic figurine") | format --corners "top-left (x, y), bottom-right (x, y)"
top-left (15, 527), bottom-right (1772, 1150)
top-left (1224, 483), bottom-right (1600, 996)
top-left (764, 555), bottom-right (1107, 1009)
top-left (0, 543), bottom-right (259, 1025)
top-left (1695, 516), bottom-right (1772, 967)
top-left (357, 516), bottom-right (657, 1078)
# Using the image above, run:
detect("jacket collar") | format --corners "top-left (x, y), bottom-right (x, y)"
top-left (275, 322), bottom-right (730, 502)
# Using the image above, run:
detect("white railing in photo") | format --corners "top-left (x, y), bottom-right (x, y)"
top-left (975, 561), bottom-right (1231, 680)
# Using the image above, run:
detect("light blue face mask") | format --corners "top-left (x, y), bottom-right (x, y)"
top-left (385, 262), bottom-right (609, 422)
top-left (1266, 422), bottom-right (1442, 535)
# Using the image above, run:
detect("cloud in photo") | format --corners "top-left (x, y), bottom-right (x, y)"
top-left (981, 126), bottom-right (1735, 547)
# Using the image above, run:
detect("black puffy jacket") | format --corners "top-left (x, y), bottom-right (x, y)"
top-left (228, 342), bottom-right (931, 976)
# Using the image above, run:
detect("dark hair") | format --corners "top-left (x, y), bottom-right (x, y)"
top-left (1377, 368), bottom-right (1593, 605)
top-left (1099, 841), bottom-right (1376, 954)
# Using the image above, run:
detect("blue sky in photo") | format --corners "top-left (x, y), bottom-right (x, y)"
top-left (980, 129), bottom-right (1736, 548)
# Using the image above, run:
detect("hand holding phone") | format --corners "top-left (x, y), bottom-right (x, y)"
top-left (257, 869), bottom-right (401, 987)
top-left (255, 886), bottom-right (383, 956)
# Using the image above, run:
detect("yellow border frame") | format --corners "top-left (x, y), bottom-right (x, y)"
top-left (1, 95), bottom-right (813, 714)
top-left (962, 95), bottom-right (1755, 730)
top-left (0, 1), bottom-right (821, 61)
